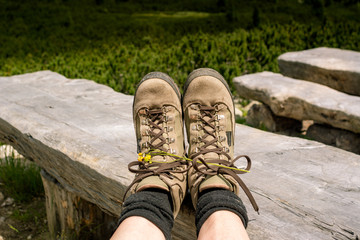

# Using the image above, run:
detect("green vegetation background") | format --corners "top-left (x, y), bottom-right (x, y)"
top-left (1, 0), bottom-right (359, 94)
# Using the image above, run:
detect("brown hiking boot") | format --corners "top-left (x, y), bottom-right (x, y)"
top-left (183, 68), bottom-right (259, 212)
top-left (124, 72), bottom-right (188, 218)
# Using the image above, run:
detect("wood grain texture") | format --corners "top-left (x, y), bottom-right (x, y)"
top-left (1, 71), bottom-right (359, 239)
top-left (41, 170), bottom-right (117, 239)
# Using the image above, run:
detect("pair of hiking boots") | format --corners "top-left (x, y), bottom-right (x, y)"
top-left (125, 68), bottom-right (258, 218)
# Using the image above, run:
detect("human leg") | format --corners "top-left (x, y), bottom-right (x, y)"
top-left (111, 216), bottom-right (165, 240)
top-left (196, 189), bottom-right (249, 240)
top-left (111, 188), bottom-right (173, 240)
top-left (198, 210), bottom-right (249, 240)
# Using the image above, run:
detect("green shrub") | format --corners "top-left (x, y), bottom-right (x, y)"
top-left (0, 153), bottom-right (44, 202)
top-left (0, 0), bottom-right (359, 95)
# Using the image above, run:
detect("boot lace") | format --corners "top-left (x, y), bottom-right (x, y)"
top-left (123, 108), bottom-right (188, 201)
top-left (190, 105), bottom-right (259, 213)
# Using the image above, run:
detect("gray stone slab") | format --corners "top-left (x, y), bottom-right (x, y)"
top-left (1, 71), bottom-right (359, 239)
top-left (278, 47), bottom-right (360, 96)
top-left (246, 102), bottom-right (302, 133)
top-left (307, 123), bottom-right (360, 155)
top-left (234, 71), bottom-right (360, 134)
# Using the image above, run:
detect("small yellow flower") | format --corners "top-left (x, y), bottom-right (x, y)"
top-left (144, 154), bottom-right (152, 163)
top-left (138, 153), bottom-right (144, 162)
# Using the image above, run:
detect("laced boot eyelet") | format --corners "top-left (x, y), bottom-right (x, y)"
top-left (216, 114), bottom-right (225, 120)
top-left (194, 147), bottom-right (200, 153)
top-left (216, 125), bottom-right (225, 131)
top-left (192, 136), bottom-right (202, 144)
top-left (190, 114), bottom-right (200, 120)
top-left (218, 136), bottom-right (226, 142)
top-left (162, 106), bottom-right (168, 113)
top-left (192, 124), bottom-right (203, 131)
top-left (142, 142), bottom-right (150, 148)
top-left (164, 115), bottom-right (173, 122)
top-left (214, 104), bottom-right (225, 111)
top-left (141, 130), bottom-right (150, 136)
top-left (139, 108), bottom-right (149, 115)
top-left (190, 104), bottom-right (200, 110)
top-left (166, 137), bottom-right (175, 144)
top-left (164, 126), bottom-right (173, 132)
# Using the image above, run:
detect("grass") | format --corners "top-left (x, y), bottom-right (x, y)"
top-left (1, 0), bottom-right (359, 95)
top-left (0, 148), bottom-right (44, 203)
top-left (11, 204), bottom-right (44, 224)
top-left (0, 144), bottom-right (48, 239)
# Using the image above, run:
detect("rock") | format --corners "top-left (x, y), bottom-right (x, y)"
top-left (243, 100), bottom-right (261, 112)
top-left (307, 123), bottom-right (360, 154)
top-left (0, 192), bottom-right (4, 203)
top-left (1, 71), bottom-right (360, 239)
top-left (27, 235), bottom-right (32, 240)
top-left (301, 120), bottom-right (314, 133)
top-left (1, 197), bottom-right (14, 207)
top-left (0, 216), bottom-right (5, 223)
top-left (0, 145), bottom-right (23, 159)
top-left (233, 71), bottom-right (360, 134)
top-left (0, 235), bottom-right (4, 240)
top-left (246, 102), bottom-right (301, 133)
top-left (278, 47), bottom-right (360, 96)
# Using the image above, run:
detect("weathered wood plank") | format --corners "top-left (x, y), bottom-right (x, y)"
top-left (0, 71), bottom-right (196, 239)
top-left (1, 71), bottom-right (359, 239)
top-left (278, 47), bottom-right (360, 96)
top-left (0, 71), bottom-right (133, 216)
top-left (233, 71), bottom-right (360, 134)
top-left (41, 170), bottom-right (117, 239)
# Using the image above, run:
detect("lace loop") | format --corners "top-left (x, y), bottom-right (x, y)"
top-left (123, 153), bottom-right (189, 202)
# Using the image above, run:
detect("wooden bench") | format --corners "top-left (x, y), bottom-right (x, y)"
top-left (1, 71), bottom-right (359, 239)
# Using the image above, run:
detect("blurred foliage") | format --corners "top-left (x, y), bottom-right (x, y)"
top-left (0, 0), bottom-right (359, 94)
top-left (0, 153), bottom-right (44, 203)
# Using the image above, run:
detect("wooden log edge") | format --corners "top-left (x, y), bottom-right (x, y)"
top-left (41, 169), bottom-right (118, 239)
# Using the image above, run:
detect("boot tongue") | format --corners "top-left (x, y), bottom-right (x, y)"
top-left (151, 154), bottom-right (172, 162)
top-left (199, 175), bottom-right (233, 192)
top-left (202, 148), bottom-right (220, 160)
top-left (136, 176), bottom-right (169, 192)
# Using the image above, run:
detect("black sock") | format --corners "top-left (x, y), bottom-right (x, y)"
top-left (195, 189), bottom-right (248, 236)
top-left (117, 189), bottom-right (174, 240)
